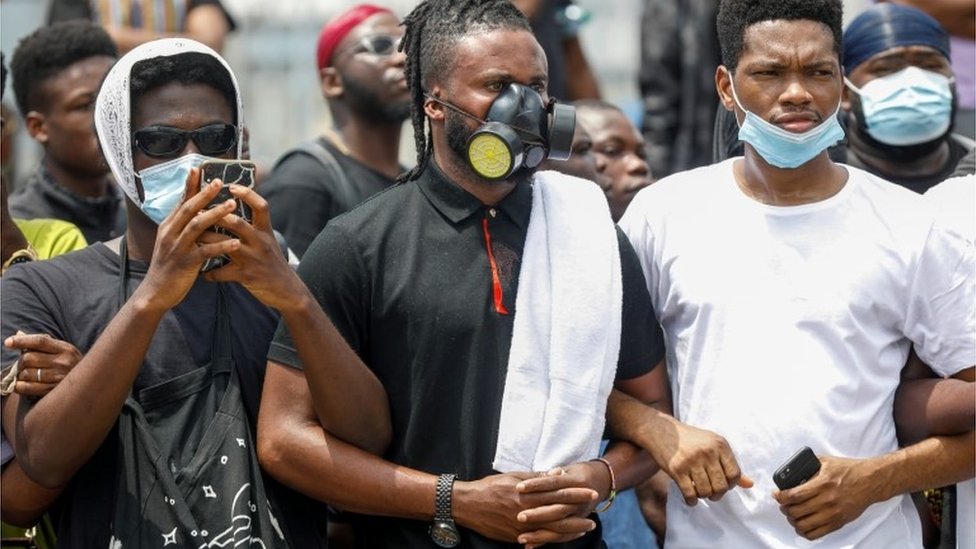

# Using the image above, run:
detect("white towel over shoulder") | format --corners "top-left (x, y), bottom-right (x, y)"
top-left (492, 170), bottom-right (623, 473)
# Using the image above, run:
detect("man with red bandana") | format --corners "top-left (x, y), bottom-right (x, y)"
top-left (260, 4), bottom-right (410, 258)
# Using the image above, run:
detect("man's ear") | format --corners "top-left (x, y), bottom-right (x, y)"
top-left (715, 66), bottom-right (736, 112)
top-left (841, 84), bottom-right (853, 112)
top-left (320, 66), bottom-right (343, 100)
top-left (24, 111), bottom-right (47, 144)
top-left (424, 85), bottom-right (446, 121)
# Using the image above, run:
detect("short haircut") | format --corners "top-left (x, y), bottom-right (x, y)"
top-left (717, 0), bottom-right (843, 72)
top-left (129, 52), bottom-right (237, 125)
top-left (10, 20), bottom-right (117, 117)
top-left (398, 0), bottom-right (532, 182)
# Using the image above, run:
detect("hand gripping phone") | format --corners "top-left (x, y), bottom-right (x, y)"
top-left (198, 159), bottom-right (256, 272)
top-left (773, 446), bottom-right (822, 490)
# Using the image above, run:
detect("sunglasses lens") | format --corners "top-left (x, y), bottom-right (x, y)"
top-left (194, 124), bottom-right (237, 155)
top-left (364, 35), bottom-right (398, 55)
top-left (135, 129), bottom-right (185, 157)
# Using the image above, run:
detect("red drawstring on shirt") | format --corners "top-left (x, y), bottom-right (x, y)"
top-left (482, 216), bottom-right (509, 315)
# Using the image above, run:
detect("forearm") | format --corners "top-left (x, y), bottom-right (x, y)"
top-left (870, 431), bottom-right (975, 503)
top-left (17, 290), bottom-right (165, 487)
top-left (601, 440), bottom-right (657, 494)
top-left (0, 459), bottom-right (63, 527)
top-left (895, 378), bottom-right (975, 445)
top-left (258, 418), bottom-right (435, 520)
top-left (607, 389), bottom-right (675, 450)
top-left (277, 291), bottom-right (392, 454)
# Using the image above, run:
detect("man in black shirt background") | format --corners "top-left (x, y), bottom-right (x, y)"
top-left (259, 1), bottom-right (750, 548)
top-left (260, 4), bottom-right (409, 258)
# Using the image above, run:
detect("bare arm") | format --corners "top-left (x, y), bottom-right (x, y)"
top-left (1, 176), bottom-right (30, 265)
top-left (607, 361), bottom-right (753, 505)
top-left (13, 178), bottom-right (238, 487)
top-left (1, 395), bottom-right (62, 527)
top-left (107, 5), bottom-right (230, 53)
top-left (257, 362), bottom-right (598, 544)
top-left (895, 365), bottom-right (975, 445)
top-left (514, 361), bottom-right (688, 547)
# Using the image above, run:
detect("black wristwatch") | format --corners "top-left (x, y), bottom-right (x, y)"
top-left (430, 473), bottom-right (460, 548)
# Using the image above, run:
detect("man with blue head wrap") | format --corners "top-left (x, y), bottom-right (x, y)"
top-left (842, 3), bottom-right (975, 193)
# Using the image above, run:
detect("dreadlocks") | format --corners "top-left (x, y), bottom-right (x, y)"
top-left (397, 0), bottom-right (531, 182)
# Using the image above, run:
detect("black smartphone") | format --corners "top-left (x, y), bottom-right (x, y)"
top-left (773, 446), bottom-right (822, 490)
top-left (198, 159), bottom-right (256, 272)
top-left (199, 159), bottom-right (256, 222)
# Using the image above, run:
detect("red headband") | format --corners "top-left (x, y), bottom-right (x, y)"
top-left (316, 4), bottom-right (392, 70)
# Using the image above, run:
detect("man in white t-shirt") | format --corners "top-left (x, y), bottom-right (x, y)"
top-left (617, 0), bottom-right (975, 547)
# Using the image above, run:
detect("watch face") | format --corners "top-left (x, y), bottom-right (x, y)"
top-left (430, 521), bottom-right (460, 548)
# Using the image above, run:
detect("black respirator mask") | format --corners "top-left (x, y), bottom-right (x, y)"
top-left (428, 83), bottom-right (576, 181)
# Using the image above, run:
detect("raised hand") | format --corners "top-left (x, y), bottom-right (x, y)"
top-left (201, 184), bottom-right (307, 313)
top-left (139, 169), bottom-right (240, 312)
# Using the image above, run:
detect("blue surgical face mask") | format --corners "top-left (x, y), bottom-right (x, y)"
top-left (730, 79), bottom-right (845, 169)
top-left (136, 153), bottom-right (209, 224)
top-left (844, 66), bottom-right (953, 146)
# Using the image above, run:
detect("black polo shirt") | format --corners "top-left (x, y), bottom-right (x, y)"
top-left (268, 163), bottom-right (665, 548)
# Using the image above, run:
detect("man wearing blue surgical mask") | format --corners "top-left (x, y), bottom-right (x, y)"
top-left (842, 3), bottom-right (975, 194)
top-left (0, 38), bottom-right (388, 548)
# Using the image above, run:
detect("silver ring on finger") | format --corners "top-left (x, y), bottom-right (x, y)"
top-left (36, 368), bottom-right (41, 382)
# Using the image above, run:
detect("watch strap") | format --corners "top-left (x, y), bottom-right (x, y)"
top-left (434, 473), bottom-right (456, 521)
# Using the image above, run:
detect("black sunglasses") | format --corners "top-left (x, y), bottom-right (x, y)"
top-left (132, 123), bottom-right (238, 158)
top-left (337, 34), bottom-right (403, 59)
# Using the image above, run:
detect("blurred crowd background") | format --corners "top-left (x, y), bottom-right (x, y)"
top-left (0, 0), bottom-right (874, 191)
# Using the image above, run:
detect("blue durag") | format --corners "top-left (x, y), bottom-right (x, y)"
top-left (843, 3), bottom-right (950, 75)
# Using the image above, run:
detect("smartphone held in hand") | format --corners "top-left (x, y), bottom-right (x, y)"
top-left (773, 446), bottom-right (821, 490)
top-left (198, 159), bottom-right (256, 272)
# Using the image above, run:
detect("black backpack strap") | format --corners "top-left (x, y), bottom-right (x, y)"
top-left (273, 137), bottom-right (359, 209)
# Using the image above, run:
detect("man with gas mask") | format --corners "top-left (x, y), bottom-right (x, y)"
top-left (618, 0), bottom-right (975, 546)
top-left (257, 1), bottom-right (751, 547)
top-left (841, 2), bottom-right (974, 194)
top-left (0, 38), bottom-right (388, 548)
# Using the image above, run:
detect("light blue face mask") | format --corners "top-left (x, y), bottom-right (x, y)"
top-left (730, 80), bottom-right (845, 169)
top-left (136, 153), bottom-right (210, 224)
top-left (845, 66), bottom-right (953, 146)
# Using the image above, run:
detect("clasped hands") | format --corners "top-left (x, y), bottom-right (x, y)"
top-left (454, 460), bottom-right (610, 548)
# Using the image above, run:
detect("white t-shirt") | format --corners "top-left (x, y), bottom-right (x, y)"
top-left (619, 159), bottom-right (976, 549)
top-left (924, 174), bottom-right (976, 549)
